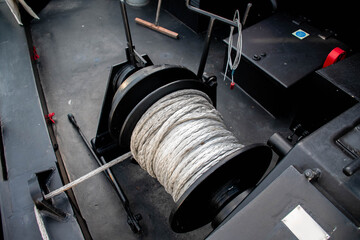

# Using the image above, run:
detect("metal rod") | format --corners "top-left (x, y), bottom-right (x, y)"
top-left (185, 0), bottom-right (239, 78)
top-left (67, 113), bottom-right (142, 233)
top-left (100, 156), bottom-right (127, 204)
top-left (185, 0), bottom-right (237, 27)
top-left (242, 3), bottom-right (252, 26)
top-left (44, 152), bottom-right (132, 200)
top-left (68, 114), bottom-right (111, 175)
top-left (154, 0), bottom-right (162, 26)
top-left (119, 0), bottom-right (136, 65)
top-left (197, 17), bottom-right (215, 78)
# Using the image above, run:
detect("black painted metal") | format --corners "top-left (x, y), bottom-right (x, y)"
top-left (0, 5), bottom-right (85, 239)
top-left (68, 113), bottom-right (142, 233)
top-left (97, 57), bottom-right (272, 233)
top-left (119, 0), bottom-right (136, 65)
top-left (343, 158), bottom-right (360, 176)
top-left (316, 53), bottom-right (360, 102)
top-left (224, 13), bottom-right (351, 118)
top-left (108, 65), bottom-right (201, 142)
top-left (93, 4), bottom-right (275, 228)
top-left (92, 54), bottom-right (153, 158)
top-left (336, 121), bottom-right (360, 176)
top-left (267, 133), bottom-right (293, 158)
top-left (112, 65), bottom-right (137, 92)
top-left (170, 144), bottom-right (272, 233)
top-left (211, 104), bottom-right (360, 238)
top-left (197, 17), bottom-right (215, 78)
top-left (28, 169), bottom-right (69, 221)
top-left (207, 165), bottom-right (360, 239)
top-left (211, 188), bottom-right (253, 229)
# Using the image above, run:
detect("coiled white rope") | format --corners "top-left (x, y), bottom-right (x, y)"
top-left (131, 89), bottom-right (244, 201)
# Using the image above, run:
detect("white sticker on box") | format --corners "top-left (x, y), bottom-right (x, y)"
top-left (282, 205), bottom-right (330, 240)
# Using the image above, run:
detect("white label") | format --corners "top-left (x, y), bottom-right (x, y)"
top-left (282, 205), bottom-right (330, 240)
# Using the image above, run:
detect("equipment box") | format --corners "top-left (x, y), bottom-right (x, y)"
top-left (224, 13), bottom-right (349, 119)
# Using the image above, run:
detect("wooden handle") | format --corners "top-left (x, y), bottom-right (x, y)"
top-left (135, 18), bottom-right (179, 39)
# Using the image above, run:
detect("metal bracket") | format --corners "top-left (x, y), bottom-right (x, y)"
top-left (28, 169), bottom-right (69, 221)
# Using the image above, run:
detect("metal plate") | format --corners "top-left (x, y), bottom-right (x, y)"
top-left (282, 205), bottom-right (330, 240)
top-left (207, 165), bottom-right (360, 240)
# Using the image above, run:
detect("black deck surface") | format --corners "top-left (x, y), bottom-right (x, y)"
top-left (27, 0), bottom-right (290, 239)
top-left (0, 2), bottom-right (83, 239)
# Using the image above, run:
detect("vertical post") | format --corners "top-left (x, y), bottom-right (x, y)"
top-left (119, 0), bottom-right (136, 65)
top-left (242, 3), bottom-right (252, 26)
top-left (197, 17), bottom-right (215, 79)
top-left (154, 0), bottom-right (162, 26)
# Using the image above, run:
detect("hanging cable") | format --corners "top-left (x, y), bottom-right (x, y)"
top-left (224, 10), bottom-right (242, 89)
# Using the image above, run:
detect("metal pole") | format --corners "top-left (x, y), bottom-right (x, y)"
top-left (154, 0), bottom-right (162, 26)
top-left (67, 113), bottom-right (142, 233)
top-left (242, 3), bottom-right (252, 26)
top-left (119, 0), bottom-right (136, 65)
top-left (185, 0), bottom-right (237, 27)
top-left (197, 18), bottom-right (215, 78)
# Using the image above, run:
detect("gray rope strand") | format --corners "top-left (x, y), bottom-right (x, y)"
top-left (44, 152), bottom-right (132, 200)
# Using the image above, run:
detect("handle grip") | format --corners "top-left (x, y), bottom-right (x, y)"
top-left (67, 113), bottom-right (79, 130)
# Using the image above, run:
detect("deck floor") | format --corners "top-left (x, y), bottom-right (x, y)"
top-left (29, 0), bottom-right (290, 239)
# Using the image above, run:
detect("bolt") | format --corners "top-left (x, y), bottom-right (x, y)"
top-left (304, 168), bottom-right (321, 181)
top-left (253, 54), bottom-right (261, 61)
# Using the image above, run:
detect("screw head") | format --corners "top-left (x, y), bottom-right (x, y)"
top-left (253, 54), bottom-right (261, 61)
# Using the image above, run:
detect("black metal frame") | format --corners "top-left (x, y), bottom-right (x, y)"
top-left (92, 52), bottom-right (153, 159)
top-left (90, 0), bottom-right (273, 233)
top-left (68, 114), bottom-right (142, 233)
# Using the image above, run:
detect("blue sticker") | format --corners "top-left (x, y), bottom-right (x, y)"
top-left (292, 29), bottom-right (309, 40)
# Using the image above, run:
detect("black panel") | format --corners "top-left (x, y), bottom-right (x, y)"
top-left (214, 104), bottom-right (360, 236)
top-left (290, 53), bottom-right (359, 133)
top-left (207, 166), bottom-right (360, 239)
top-left (316, 53), bottom-right (360, 102)
top-left (337, 124), bottom-right (360, 158)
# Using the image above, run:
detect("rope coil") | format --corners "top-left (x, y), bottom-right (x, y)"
top-left (131, 89), bottom-right (244, 201)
